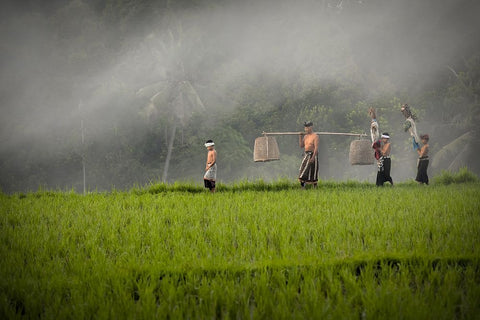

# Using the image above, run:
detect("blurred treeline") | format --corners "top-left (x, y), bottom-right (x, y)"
top-left (0, 0), bottom-right (479, 193)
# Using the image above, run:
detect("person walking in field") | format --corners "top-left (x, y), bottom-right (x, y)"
top-left (298, 121), bottom-right (320, 188)
top-left (415, 134), bottom-right (430, 185)
top-left (376, 133), bottom-right (394, 186)
top-left (204, 140), bottom-right (217, 193)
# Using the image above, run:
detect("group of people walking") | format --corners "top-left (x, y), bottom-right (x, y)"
top-left (202, 104), bottom-right (430, 192)
top-left (370, 104), bottom-right (429, 186)
top-left (296, 104), bottom-right (430, 188)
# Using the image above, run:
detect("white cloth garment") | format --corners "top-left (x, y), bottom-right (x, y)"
top-left (405, 117), bottom-right (420, 142)
top-left (204, 163), bottom-right (217, 181)
top-left (370, 119), bottom-right (379, 143)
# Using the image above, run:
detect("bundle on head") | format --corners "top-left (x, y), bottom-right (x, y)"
top-left (401, 104), bottom-right (417, 120)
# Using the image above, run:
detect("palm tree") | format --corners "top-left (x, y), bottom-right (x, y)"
top-left (136, 20), bottom-right (206, 182)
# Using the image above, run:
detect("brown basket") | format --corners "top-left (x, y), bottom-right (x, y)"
top-left (254, 136), bottom-right (280, 162)
top-left (349, 139), bottom-right (374, 165)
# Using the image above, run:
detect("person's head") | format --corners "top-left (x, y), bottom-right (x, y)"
top-left (303, 121), bottom-right (313, 133)
top-left (368, 107), bottom-right (376, 119)
top-left (420, 134), bottom-right (429, 143)
top-left (381, 133), bottom-right (390, 143)
top-left (204, 140), bottom-right (215, 150)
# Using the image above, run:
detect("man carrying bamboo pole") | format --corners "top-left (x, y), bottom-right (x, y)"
top-left (298, 121), bottom-right (320, 188)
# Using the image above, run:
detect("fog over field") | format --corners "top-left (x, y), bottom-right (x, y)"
top-left (1, 0), bottom-right (479, 192)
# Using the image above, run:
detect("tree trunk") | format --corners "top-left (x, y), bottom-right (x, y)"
top-left (162, 122), bottom-right (176, 182)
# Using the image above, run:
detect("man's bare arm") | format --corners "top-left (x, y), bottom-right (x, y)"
top-left (299, 134), bottom-right (305, 148)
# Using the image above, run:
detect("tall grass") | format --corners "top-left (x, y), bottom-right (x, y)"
top-left (1, 182), bottom-right (479, 318)
top-left (127, 168), bottom-right (479, 195)
top-left (433, 167), bottom-right (479, 185)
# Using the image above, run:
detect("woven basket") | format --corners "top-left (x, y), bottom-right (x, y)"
top-left (349, 139), bottom-right (374, 165)
top-left (254, 136), bottom-right (280, 162)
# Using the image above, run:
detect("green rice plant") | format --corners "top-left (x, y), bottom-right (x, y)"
top-left (453, 167), bottom-right (479, 183)
top-left (1, 184), bottom-right (479, 318)
top-left (118, 169), bottom-right (480, 196)
top-left (433, 167), bottom-right (479, 185)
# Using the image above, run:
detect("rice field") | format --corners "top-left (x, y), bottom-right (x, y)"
top-left (1, 181), bottom-right (479, 319)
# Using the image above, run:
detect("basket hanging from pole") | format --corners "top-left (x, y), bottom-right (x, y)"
top-left (254, 136), bottom-right (280, 162)
top-left (349, 139), bottom-right (374, 165)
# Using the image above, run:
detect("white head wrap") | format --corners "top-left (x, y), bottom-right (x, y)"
top-left (205, 142), bottom-right (215, 147)
top-left (381, 134), bottom-right (390, 139)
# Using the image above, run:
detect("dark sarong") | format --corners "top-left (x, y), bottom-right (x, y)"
top-left (299, 151), bottom-right (319, 184)
top-left (415, 157), bottom-right (429, 184)
top-left (204, 179), bottom-right (216, 190)
top-left (376, 157), bottom-right (393, 186)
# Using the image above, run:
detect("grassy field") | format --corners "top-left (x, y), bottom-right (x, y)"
top-left (1, 178), bottom-right (479, 319)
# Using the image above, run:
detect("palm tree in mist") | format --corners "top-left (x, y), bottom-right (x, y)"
top-left (136, 19), bottom-right (206, 182)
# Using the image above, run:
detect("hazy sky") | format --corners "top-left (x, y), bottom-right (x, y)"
top-left (2, 0), bottom-right (478, 132)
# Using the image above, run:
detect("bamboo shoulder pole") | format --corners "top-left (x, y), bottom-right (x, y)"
top-left (262, 131), bottom-right (367, 137)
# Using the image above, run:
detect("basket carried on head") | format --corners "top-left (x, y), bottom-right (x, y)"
top-left (349, 139), bottom-right (374, 165)
top-left (254, 136), bottom-right (280, 162)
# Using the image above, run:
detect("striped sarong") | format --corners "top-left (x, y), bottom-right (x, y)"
top-left (298, 151), bottom-right (318, 183)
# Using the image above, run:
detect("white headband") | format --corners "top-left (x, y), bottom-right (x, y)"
top-left (205, 142), bottom-right (215, 147)
top-left (381, 134), bottom-right (390, 139)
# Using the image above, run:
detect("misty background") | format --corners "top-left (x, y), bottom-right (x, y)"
top-left (1, 0), bottom-right (479, 193)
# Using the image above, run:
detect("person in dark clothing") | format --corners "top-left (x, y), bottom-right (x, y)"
top-left (415, 134), bottom-right (430, 184)
top-left (376, 133), bottom-right (393, 186)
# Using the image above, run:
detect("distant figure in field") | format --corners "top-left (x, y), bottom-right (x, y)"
top-left (298, 121), bottom-right (320, 188)
top-left (416, 134), bottom-right (430, 185)
top-left (401, 104), bottom-right (420, 151)
top-left (204, 140), bottom-right (217, 193)
top-left (369, 107), bottom-right (379, 143)
top-left (376, 133), bottom-right (394, 186)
